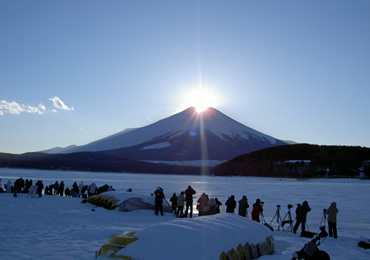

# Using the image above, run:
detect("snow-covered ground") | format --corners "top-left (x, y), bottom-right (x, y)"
top-left (0, 168), bottom-right (369, 259)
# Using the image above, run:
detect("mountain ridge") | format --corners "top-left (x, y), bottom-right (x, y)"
top-left (45, 107), bottom-right (288, 161)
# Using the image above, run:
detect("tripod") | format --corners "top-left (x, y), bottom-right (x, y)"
top-left (280, 205), bottom-right (294, 232)
top-left (318, 209), bottom-right (327, 232)
top-left (269, 205), bottom-right (282, 231)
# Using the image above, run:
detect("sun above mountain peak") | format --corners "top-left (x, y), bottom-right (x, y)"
top-left (183, 87), bottom-right (220, 113)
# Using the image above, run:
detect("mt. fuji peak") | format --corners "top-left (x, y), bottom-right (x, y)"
top-left (48, 107), bottom-right (288, 162)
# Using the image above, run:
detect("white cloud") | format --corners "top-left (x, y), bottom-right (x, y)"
top-left (48, 96), bottom-right (74, 111)
top-left (0, 97), bottom-right (73, 116)
top-left (0, 100), bottom-right (46, 115)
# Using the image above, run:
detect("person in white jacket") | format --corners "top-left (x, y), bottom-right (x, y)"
top-left (325, 202), bottom-right (339, 239)
top-left (7, 180), bottom-right (12, 193)
top-left (177, 191), bottom-right (185, 217)
top-left (88, 182), bottom-right (97, 197)
top-left (78, 181), bottom-right (85, 197)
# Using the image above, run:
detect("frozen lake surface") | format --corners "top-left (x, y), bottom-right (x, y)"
top-left (0, 168), bottom-right (369, 259)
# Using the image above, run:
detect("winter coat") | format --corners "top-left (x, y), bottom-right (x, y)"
top-left (326, 202), bottom-right (339, 223)
top-left (170, 194), bottom-right (178, 207)
top-left (7, 180), bottom-right (12, 193)
top-left (89, 183), bottom-right (97, 194)
top-left (197, 193), bottom-right (209, 213)
top-left (177, 193), bottom-right (185, 207)
top-left (185, 187), bottom-right (196, 202)
top-left (225, 196), bottom-right (236, 213)
top-left (296, 201), bottom-right (311, 222)
top-left (238, 196), bottom-right (249, 217)
top-left (251, 203), bottom-right (263, 222)
top-left (154, 188), bottom-right (164, 204)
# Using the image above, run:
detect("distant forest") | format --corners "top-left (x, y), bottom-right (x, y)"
top-left (214, 144), bottom-right (370, 178)
top-left (1, 144), bottom-right (369, 178)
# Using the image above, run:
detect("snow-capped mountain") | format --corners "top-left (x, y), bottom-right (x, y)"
top-left (47, 107), bottom-right (288, 162)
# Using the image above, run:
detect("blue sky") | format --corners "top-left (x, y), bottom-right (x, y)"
top-left (1, 0), bottom-right (369, 154)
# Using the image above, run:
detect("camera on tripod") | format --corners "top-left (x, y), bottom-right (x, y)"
top-left (277, 204), bottom-right (281, 208)
top-left (287, 204), bottom-right (293, 209)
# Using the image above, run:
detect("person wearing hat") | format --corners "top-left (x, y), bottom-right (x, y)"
top-left (251, 198), bottom-right (263, 222)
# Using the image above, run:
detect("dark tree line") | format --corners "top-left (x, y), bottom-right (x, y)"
top-left (214, 144), bottom-right (370, 178)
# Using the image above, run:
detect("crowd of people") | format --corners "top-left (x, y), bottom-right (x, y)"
top-left (155, 186), bottom-right (339, 239)
top-left (1, 177), bottom-right (115, 199)
top-left (2, 177), bottom-right (339, 239)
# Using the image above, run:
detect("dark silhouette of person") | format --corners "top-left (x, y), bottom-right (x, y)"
top-left (35, 180), bottom-right (43, 198)
top-left (53, 181), bottom-right (59, 195)
top-left (184, 185), bottom-right (196, 218)
top-left (58, 181), bottom-right (64, 196)
top-left (170, 193), bottom-right (178, 215)
top-left (293, 200), bottom-right (311, 234)
top-left (13, 177), bottom-right (25, 197)
top-left (154, 187), bottom-right (165, 216)
top-left (238, 195), bottom-right (249, 217)
top-left (325, 202), bottom-right (339, 238)
top-left (251, 199), bottom-right (263, 222)
top-left (215, 198), bottom-right (222, 213)
top-left (225, 195), bottom-right (237, 213)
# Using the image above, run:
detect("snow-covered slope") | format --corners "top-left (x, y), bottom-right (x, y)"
top-left (48, 107), bottom-right (288, 161)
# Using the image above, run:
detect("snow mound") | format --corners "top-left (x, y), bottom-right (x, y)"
top-left (87, 191), bottom-right (172, 212)
top-left (113, 213), bottom-right (274, 260)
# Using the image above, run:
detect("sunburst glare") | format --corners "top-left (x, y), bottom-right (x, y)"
top-left (183, 87), bottom-right (221, 113)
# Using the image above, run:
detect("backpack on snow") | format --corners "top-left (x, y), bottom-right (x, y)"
top-left (358, 240), bottom-right (370, 249)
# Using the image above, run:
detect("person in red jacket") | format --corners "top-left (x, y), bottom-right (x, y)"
top-left (251, 198), bottom-right (263, 222)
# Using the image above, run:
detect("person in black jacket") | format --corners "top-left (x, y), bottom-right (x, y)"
top-left (293, 201), bottom-right (311, 234)
top-left (36, 180), bottom-right (43, 198)
top-left (169, 193), bottom-right (178, 215)
top-left (215, 198), bottom-right (222, 213)
top-left (154, 187), bottom-right (165, 216)
top-left (184, 185), bottom-right (196, 218)
top-left (225, 195), bottom-right (237, 213)
top-left (238, 195), bottom-right (249, 217)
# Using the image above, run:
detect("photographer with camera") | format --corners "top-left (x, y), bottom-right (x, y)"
top-left (251, 198), bottom-right (263, 222)
top-left (325, 202), bottom-right (339, 239)
top-left (293, 201), bottom-right (311, 234)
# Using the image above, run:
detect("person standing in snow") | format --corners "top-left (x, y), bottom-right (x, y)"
top-left (36, 180), bottom-right (43, 198)
top-left (184, 185), bottom-right (196, 218)
top-left (53, 181), bottom-right (59, 195)
top-left (78, 181), bottom-right (84, 197)
top-left (325, 202), bottom-right (339, 239)
top-left (7, 180), bottom-right (12, 193)
top-left (238, 195), bottom-right (249, 217)
top-left (58, 181), bottom-right (65, 196)
top-left (177, 191), bottom-right (185, 217)
top-left (225, 195), bottom-right (237, 213)
top-left (197, 193), bottom-right (209, 216)
top-left (293, 200), bottom-right (311, 234)
top-left (251, 199), bottom-right (263, 222)
top-left (169, 193), bottom-right (178, 215)
top-left (215, 198), bottom-right (222, 213)
top-left (88, 182), bottom-right (97, 197)
top-left (154, 187), bottom-right (165, 216)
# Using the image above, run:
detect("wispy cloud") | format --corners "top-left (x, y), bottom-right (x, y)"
top-left (0, 97), bottom-right (73, 116)
top-left (48, 96), bottom-right (74, 111)
top-left (0, 100), bottom-right (46, 115)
